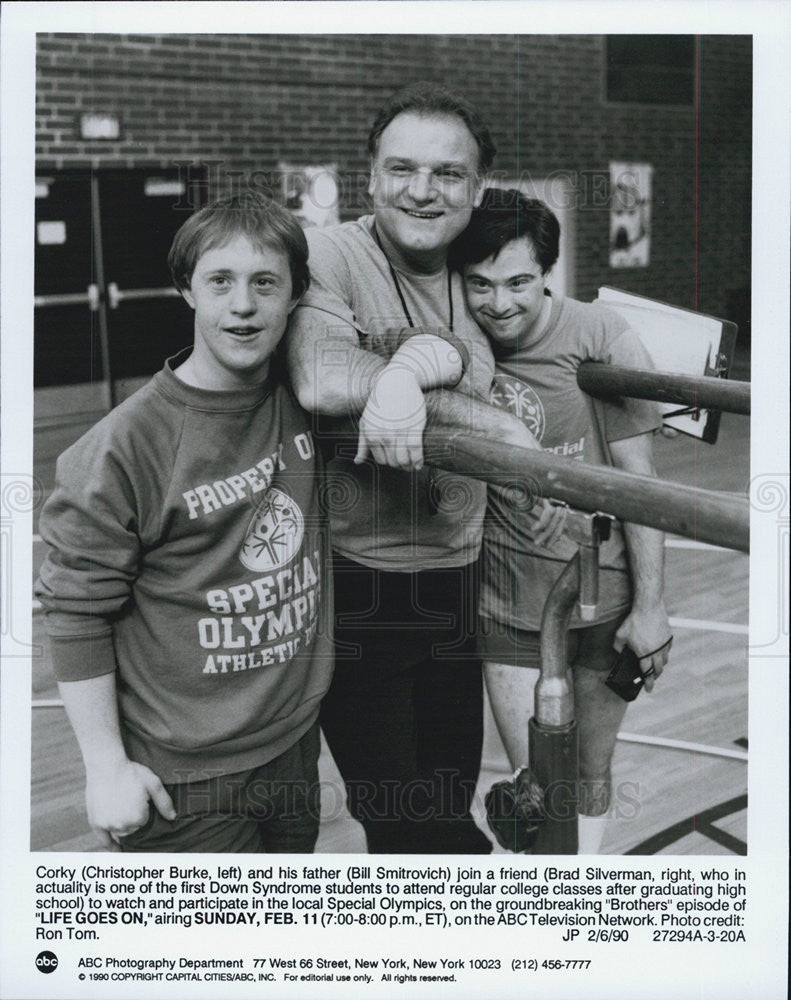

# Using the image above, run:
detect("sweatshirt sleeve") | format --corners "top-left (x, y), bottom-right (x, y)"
top-left (35, 429), bottom-right (144, 682)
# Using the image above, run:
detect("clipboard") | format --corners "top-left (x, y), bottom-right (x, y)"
top-left (595, 286), bottom-right (739, 444)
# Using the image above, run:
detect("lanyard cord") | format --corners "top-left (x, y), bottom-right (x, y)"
top-left (371, 224), bottom-right (450, 514)
top-left (373, 225), bottom-right (454, 332)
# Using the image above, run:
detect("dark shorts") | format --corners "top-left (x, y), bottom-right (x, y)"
top-left (477, 611), bottom-right (629, 672)
top-left (331, 552), bottom-right (480, 674)
top-left (118, 722), bottom-right (321, 854)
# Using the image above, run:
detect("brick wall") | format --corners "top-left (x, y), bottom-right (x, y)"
top-left (36, 33), bottom-right (752, 327)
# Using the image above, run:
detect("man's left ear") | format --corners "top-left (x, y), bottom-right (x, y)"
top-left (472, 177), bottom-right (485, 209)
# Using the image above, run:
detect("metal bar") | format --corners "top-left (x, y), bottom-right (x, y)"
top-left (423, 431), bottom-right (749, 552)
top-left (91, 174), bottom-right (115, 411)
top-left (536, 554), bottom-right (578, 729)
top-left (577, 362), bottom-right (751, 415)
top-left (108, 285), bottom-right (179, 307)
top-left (34, 291), bottom-right (92, 308)
top-left (528, 720), bottom-right (578, 854)
top-left (528, 554), bottom-right (581, 854)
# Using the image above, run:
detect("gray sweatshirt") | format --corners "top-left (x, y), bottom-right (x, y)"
top-left (36, 358), bottom-right (333, 783)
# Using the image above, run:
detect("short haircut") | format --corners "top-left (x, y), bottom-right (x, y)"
top-left (367, 83), bottom-right (497, 174)
top-left (448, 188), bottom-right (560, 274)
top-left (168, 192), bottom-right (310, 298)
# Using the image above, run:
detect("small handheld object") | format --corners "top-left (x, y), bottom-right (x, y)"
top-left (605, 644), bottom-right (645, 701)
top-left (605, 637), bottom-right (673, 701)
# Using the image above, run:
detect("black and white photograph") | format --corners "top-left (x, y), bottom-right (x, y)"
top-left (1, 2), bottom-right (788, 998)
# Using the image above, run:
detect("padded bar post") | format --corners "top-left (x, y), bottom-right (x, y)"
top-left (423, 432), bottom-right (749, 553)
top-left (577, 363), bottom-right (751, 415)
top-left (536, 554), bottom-right (578, 729)
top-left (531, 557), bottom-right (580, 855)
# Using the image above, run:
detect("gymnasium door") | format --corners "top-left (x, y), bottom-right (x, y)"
top-left (34, 168), bottom-right (206, 425)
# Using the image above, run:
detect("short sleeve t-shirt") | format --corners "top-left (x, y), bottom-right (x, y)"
top-left (292, 215), bottom-right (495, 571)
top-left (480, 293), bottom-right (662, 631)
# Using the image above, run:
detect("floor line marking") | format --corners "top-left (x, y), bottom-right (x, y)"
top-left (665, 538), bottom-right (741, 553)
top-left (626, 795), bottom-right (747, 856)
top-left (617, 732), bottom-right (748, 761)
top-left (669, 616), bottom-right (748, 635)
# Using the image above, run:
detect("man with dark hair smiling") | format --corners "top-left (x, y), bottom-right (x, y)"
top-left (288, 85), bottom-right (539, 854)
top-left (451, 188), bottom-right (673, 853)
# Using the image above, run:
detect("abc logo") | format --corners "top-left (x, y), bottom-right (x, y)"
top-left (36, 950), bottom-right (58, 974)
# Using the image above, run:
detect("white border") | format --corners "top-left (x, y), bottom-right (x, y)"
top-left (2, 3), bottom-right (789, 999)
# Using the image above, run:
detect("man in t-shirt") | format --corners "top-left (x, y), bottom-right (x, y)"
top-left (449, 189), bottom-right (673, 854)
top-left (288, 85), bottom-right (539, 853)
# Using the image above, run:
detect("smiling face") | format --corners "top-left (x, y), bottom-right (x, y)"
top-left (180, 235), bottom-right (298, 390)
top-left (368, 112), bottom-right (482, 271)
top-left (462, 237), bottom-right (552, 351)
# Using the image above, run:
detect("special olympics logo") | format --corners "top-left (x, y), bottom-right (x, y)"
top-left (239, 489), bottom-right (304, 572)
top-left (491, 374), bottom-right (546, 442)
